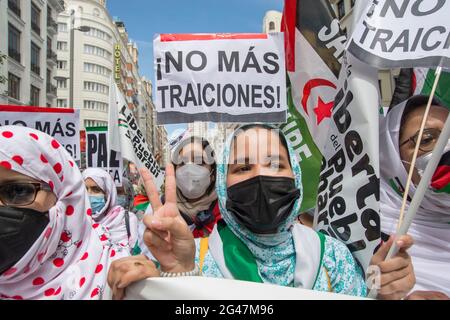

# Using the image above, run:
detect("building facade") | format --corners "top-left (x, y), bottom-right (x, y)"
top-left (262, 10), bottom-right (282, 33)
top-left (0, 0), bottom-right (65, 106)
top-left (55, 0), bottom-right (143, 128)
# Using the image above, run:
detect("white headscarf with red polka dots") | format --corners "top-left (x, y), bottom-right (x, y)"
top-left (82, 168), bottom-right (139, 251)
top-left (0, 126), bottom-right (129, 300)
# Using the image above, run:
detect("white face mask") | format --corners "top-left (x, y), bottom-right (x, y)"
top-left (415, 140), bottom-right (450, 178)
top-left (176, 163), bottom-right (211, 200)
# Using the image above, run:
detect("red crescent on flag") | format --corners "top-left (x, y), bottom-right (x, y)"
top-left (301, 79), bottom-right (337, 115)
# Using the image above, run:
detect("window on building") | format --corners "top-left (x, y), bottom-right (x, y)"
top-left (83, 81), bottom-right (109, 94)
top-left (30, 85), bottom-right (40, 105)
top-left (58, 23), bottom-right (67, 32)
top-left (47, 5), bottom-right (52, 19)
top-left (57, 99), bottom-right (67, 108)
top-left (31, 42), bottom-right (40, 75)
top-left (57, 41), bottom-right (68, 51)
top-left (8, 73), bottom-right (20, 100)
top-left (8, 23), bottom-right (21, 63)
top-left (84, 45), bottom-right (111, 60)
top-left (84, 100), bottom-right (108, 111)
top-left (93, 8), bottom-right (100, 17)
top-left (84, 62), bottom-right (111, 76)
top-left (337, 0), bottom-right (346, 19)
top-left (57, 79), bottom-right (67, 89)
top-left (8, 0), bottom-right (21, 17)
top-left (84, 120), bottom-right (107, 128)
top-left (351, 0), bottom-right (356, 8)
top-left (46, 68), bottom-right (51, 89)
top-left (31, 2), bottom-right (41, 35)
top-left (86, 27), bottom-right (112, 41)
top-left (57, 60), bottom-right (67, 69)
top-left (269, 21), bottom-right (275, 31)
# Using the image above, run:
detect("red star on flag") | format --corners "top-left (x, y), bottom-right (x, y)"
top-left (313, 97), bottom-right (334, 125)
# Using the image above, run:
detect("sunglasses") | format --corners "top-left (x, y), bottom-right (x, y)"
top-left (400, 128), bottom-right (442, 153)
top-left (0, 182), bottom-right (52, 207)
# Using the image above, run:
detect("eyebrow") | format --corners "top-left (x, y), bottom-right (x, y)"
top-left (229, 154), bottom-right (289, 165)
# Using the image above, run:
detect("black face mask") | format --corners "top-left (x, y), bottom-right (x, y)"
top-left (226, 176), bottom-right (300, 234)
top-left (0, 206), bottom-right (49, 275)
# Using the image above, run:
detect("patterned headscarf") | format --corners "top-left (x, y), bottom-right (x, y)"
top-left (216, 124), bottom-right (303, 286)
top-left (0, 126), bottom-right (128, 299)
top-left (82, 168), bottom-right (138, 249)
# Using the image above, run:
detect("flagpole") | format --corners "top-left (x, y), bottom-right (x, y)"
top-left (366, 67), bottom-right (444, 299)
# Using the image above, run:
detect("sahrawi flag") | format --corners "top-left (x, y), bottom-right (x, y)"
top-left (280, 0), bottom-right (347, 211)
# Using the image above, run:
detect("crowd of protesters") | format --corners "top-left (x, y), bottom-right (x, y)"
top-left (0, 94), bottom-right (448, 300)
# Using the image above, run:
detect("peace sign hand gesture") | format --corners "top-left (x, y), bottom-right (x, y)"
top-left (140, 164), bottom-right (196, 273)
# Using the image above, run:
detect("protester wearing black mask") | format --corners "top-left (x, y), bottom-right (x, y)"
top-left (140, 124), bottom-right (416, 299)
top-left (0, 126), bottom-right (160, 300)
top-left (0, 171), bottom-right (53, 276)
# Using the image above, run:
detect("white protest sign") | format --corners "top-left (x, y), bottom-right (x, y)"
top-left (154, 33), bottom-right (287, 124)
top-left (120, 277), bottom-right (368, 300)
top-left (314, 52), bottom-right (381, 273)
top-left (85, 127), bottom-right (123, 187)
top-left (0, 105), bottom-right (80, 161)
top-left (117, 104), bottom-right (164, 189)
top-left (347, 0), bottom-right (450, 68)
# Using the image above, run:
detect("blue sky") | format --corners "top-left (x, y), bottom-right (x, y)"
top-left (106, 0), bottom-right (284, 137)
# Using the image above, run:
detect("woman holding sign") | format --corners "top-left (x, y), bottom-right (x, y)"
top-left (82, 168), bottom-right (139, 253)
top-left (380, 95), bottom-right (450, 299)
top-left (140, 124), bottom-right (415, 299)
top-left (0, 126), bottom-right (159, 299)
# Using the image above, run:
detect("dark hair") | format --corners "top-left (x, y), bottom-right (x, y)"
top-left (231, 123), bottom-right (291, 165)
top-left (172, 136), bottom-right (217, 195)
top-left (400, 94), bottom-right (449, 137)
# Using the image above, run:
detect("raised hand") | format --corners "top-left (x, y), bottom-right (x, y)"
top-left (140, 164), bottom-right (196, 273)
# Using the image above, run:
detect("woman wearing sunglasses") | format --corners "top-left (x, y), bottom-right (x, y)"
top-left (380, 95), bottom-right (450, 300)
top-left (0, 126), bottom-right (159, 299)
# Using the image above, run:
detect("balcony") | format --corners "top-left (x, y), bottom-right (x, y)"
top-left (47, 50), bottom-right (57, 64)
top-left (8, 48), bottom-right (21, 63)
top-left (47, 16), bottom-right (58, 33)
top-left (31, 22), bottom-right (40, 36)
top-left (31, 64), bottom-right (40, 76)
top-left (8, 0), bottom-right (21, 18)
top-left (46, 83), bottom-right (57, 96)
